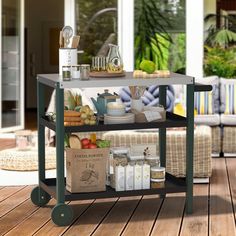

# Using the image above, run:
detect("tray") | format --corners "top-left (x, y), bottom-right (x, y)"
top-left (89, 71), bottom-right (126, 78)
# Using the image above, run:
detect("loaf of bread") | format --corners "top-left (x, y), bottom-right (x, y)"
top-left (64, 116), bottom-right (81, 122)
top-left (69, 134), bottom-right (82, 149)
top-left (64, 121), bottom-right (84, 126)
top-left (64, 110), bottom-right (81, 117)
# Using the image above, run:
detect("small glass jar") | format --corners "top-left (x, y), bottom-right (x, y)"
top-left (71, 65), bottom-right (80, 79)
top-left (62, 66), bottom-right (71, 81)
top-left (80, 64), bottom-right (90, 80)
top-left (150, 166), bottom-right (165, 179)
top-left (145, 156), bottom-right (160, 167)
top-left (92, 56), bottom-right (107, 71)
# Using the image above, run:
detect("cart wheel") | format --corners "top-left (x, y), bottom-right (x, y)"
top-left (51, 203), bottom-right (73, 226)
top-left (31, 186), bottom-right (51, 207)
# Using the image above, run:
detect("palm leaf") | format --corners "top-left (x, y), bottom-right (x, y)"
top-left (135, 0), bottom-right (173, 69)
top-left (212, 29), bottom-right (236, 48)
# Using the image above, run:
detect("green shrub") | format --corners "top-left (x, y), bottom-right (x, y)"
top-left (204, 46), bottom-right (236, 78)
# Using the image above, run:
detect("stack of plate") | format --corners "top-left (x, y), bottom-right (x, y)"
top-left (104, 113), bottom-right (135, 124)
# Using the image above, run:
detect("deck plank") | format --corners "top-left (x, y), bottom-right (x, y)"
top-left (63, 198), bottom-right (118, 236)
top-left (0, 199), bottom-right (39, 235)
top-left (180, 184), bottom-right (209, 236)
top-left (226, 158), bottom-right (236, 221)
top-left (93, 196), bottom-right (141, 236)
top-left (34, 200), bottom-right (94, 236)
top-left (5, 199), bottom-right (56, 236)
top-left (0, 139), bottom-right (15, 151)
top-left (209, 158), bottom-right (236, 236)
top-left (122, 195), bottom-right (162, 236)
top-left (0, 186), bottom-right (33, 218)
top-left (0, 186), bottom-right (26, 202)
top-left (150, 193), bottom-right (185, 236)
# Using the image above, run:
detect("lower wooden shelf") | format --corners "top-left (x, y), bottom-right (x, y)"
top-left (40, 173), bottom-right (186, 201)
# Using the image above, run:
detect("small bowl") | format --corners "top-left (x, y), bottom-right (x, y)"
top-left (107, 102), bottom-right (126, 116)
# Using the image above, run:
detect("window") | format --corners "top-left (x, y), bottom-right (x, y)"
top-left (75, 0), bottom-right (118, 64)
top-left (134, 0), bottom-right (186, 73)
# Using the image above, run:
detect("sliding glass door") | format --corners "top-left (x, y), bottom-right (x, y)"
top-left (1, 0), bottom-right (24, 131)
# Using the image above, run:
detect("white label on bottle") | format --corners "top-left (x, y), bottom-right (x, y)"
top-left (142, 164), bottom-right (150, 189)
top-left (109, 153), bottom-right (114, 174)
top-left (134, 164), bottom-right (142, 190)
top-left (125, 165), bottom-right (134, 190)
top-left (115, 165), bottom-right (125, 191)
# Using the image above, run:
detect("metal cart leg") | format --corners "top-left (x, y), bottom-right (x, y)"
top-left (159, 85), bottom-right (166, 199)
top-left (55, 84), bottom-right (65, 204)
top-left (51, 83), bottom-right (73, 226)
top-left (186, 83), bottom-right (194, 214)
top-left (31, 80), bottom-right (50, 207)
top-left (159, 85), bottom-right (166, 167)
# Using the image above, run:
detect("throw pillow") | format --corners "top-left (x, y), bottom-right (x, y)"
top-left (194, 76), bottom-right (220, 115)
top-left (220, 78), bottom-right (236, 114)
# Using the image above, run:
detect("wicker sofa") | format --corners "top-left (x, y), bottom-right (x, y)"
top-left (194, 76), bottom-right (236, 156)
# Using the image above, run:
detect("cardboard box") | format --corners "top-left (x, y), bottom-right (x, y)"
top-left (66, 148), bottom-right (109, 193)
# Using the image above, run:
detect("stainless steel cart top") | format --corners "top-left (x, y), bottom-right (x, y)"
top-left (37, 72), bottom-right (194, 89)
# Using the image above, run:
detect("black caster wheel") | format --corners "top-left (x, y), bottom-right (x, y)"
top-left (51, 203), bottom-right (73, 226)
top-left (31, 186), bottom-right (51, 207)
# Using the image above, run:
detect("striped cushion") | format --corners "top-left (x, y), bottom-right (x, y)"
top-left (194, 86), bottom-right (215, 114)
top-left (224, 84), bottom-right (236, 114)
top-left (220, 78), bottom-right (236, 114)
top-left (194, 76), bottom-right (220, 114)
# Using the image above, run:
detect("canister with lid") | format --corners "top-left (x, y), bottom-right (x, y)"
top-left (150, 166), bottom-right (165, 179)
top-left (80, 64), bottom-right (90, 80)
top-left (151, 178), bottom-right (165, 188)
top-left (145, 156), bottom-right (160, 167)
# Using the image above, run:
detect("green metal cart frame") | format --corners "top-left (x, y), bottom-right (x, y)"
top-left (31, 72), bottom-right (211, 226)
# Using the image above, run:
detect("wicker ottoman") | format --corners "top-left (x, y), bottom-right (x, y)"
top-left (222, 126), bottom-right (236, 154)
top-left (0, 147), bottom-right (56, 171)
top-left (211, 126), bottom-right (221, 155)
top-left (102, 125), bottom-right (212, 178)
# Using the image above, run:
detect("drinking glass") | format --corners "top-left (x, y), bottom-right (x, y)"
top-left (92, 56), bottom-right (107, 71)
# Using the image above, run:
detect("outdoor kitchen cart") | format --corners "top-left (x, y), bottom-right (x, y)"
top-left (31, 72), bottom-right (211, 226)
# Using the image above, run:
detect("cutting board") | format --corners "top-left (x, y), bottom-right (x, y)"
top-left (89, 71), bottom-right (126, 78)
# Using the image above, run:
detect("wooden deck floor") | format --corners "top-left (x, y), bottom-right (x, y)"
top-left (0, 141), bottom-right (236, 235)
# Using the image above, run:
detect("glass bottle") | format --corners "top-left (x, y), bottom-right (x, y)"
top-left (107, 44), bottom-right (123, 73)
